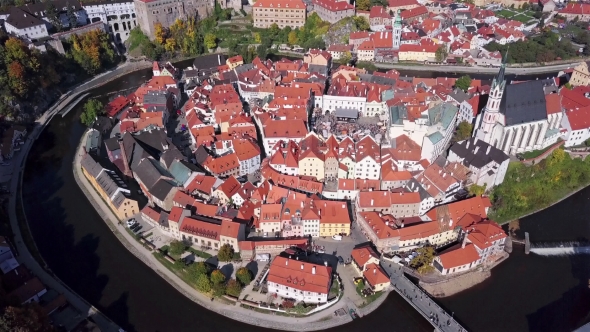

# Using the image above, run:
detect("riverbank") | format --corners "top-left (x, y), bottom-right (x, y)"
top-left (72, 129), bottom-right (392, 331)
top-left (375, 61), bottom-right (576, 74)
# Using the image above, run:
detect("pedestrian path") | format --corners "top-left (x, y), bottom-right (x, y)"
top-left (381, 258), bottom-right (467, 332)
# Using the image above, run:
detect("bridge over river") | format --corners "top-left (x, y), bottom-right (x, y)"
top-left (380, 258), bottom-right (467, 332)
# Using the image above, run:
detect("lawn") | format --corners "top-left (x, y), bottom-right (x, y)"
top-left (187, 247), bottom-right (213, 259)
top-left (356, 287), bottom-right (384, 308)
top-left (512, 14), bottom-right (535, 24)
top-left (520, 144), bottom-right (557, 159)
top-left (496, 9), bottom-right (515, 19)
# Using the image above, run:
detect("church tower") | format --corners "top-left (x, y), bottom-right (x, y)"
top-left (392, 10), bottom-right (402, 50)
top-left (475, 52), bottom-right (508, 144)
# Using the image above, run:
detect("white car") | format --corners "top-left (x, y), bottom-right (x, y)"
top-left (332, 235), bottom-right (342, 241)
top-left (126, 218), bottom-right (136, 227)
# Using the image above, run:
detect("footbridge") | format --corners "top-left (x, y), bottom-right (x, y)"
top-left (380, 258), bottom-right (467, 332)
top-left (529, 242), bottom-right (590, 256)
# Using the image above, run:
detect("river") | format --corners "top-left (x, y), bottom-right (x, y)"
top-left (20, 58), bottom-right (590, 332)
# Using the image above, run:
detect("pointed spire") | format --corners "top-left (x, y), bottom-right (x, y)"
top-left (493, 48), bottom-right (508, 90)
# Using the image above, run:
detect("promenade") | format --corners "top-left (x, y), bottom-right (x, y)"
top-left (5, 60), bottom-right (153, 332)
top-left (73, 129), bottom-right (393, 331)
top-left (381, 258), bottom-right (467, 332)
top-left (375, 62), bottom-right (575, 75)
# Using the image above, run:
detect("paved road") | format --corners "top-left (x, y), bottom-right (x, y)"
top-left (381, 258), bottom-right (467, 332)
top-left (376, 62), bottom-right (577, 75)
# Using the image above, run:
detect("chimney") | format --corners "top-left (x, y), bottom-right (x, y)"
top-left (371, 199), bottom-right (374, 206)
top-left (324, 261), bottom-right (328, 266)
top-left (312, 266), bottom-right (316, 274)
top-left (118, 139), bottom-right (132, 177)
top-left (373, 268), bottom-right (377, 275)
top-left (301, 264), bottom-right (304, 270)
top-left (474, 146), bottom-right (480, 154)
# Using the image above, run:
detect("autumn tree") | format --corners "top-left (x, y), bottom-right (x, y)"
top-left (69, 30), bottom-right (116, 75)
top-left (469, 184), bottom-right (486, 196)
top-left (225, 278), bottom-right (242, 297)
top-left (353, 16), bottom-right (370, 31)
top-left (454, 121), bottom-right (473, 141)
top-left (154, 23), bottom-right (167, 45)
top-left (210, 269), bottom-right (226, 285)
top-left (356, 0), bottom-right (370, 11)
top-left (204, 33), bottom-right (217, 50)
top-left (288, 31), bottom-right (299, 45)
top-left (196, 274), bottom-right (212, 293)
top-left (455, 75), bottom-right (472, 92)
top-left (435, 45), bottom-right (448, 62)
top-left (235, 267), bottom-right (252, 286)
top-left (410, 246), bottom-right (435, 274)
top-left (212, 282), bottom-right (226, 297)
top-left (165, 38), bottom-right (177, 53)
top-left (338, 51), bottom-right (352, 65)
top-left (80, 98), bottom-right (104, 127)
top-left (217, 244), bottom-right (233, 262)
top-left (187, 262), bottom-right (209, 281)
top-left (0, 303), bottom-right (55, 332)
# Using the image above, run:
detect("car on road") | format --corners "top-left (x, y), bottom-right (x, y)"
top-left (126, 218), bottom-right (137, 227)
top-left (332, 235), bottom-right (342, 241)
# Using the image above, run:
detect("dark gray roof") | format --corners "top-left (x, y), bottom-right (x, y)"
top-left (80, 154), bottom-right (103, 178)
top-left (104, 137), bottom-right (120, 152)
top-left (359, 74), bottom-right (396, 86)
top-left (134, 158), bottom-right (163, 190)
top-left (335, 108), bottom-right (359, 119)
top-left (134, 129), bottom-right (170, 158)
top-left (500, 80), bottom-right (548, 126)
top-left (449, 89), bottom-right (469, 103)
top-left (183, 69), bottom-right (198, 78)
top-left (194, 145), bottom-right (212, 165)
top-left (96, 170), bottom-right (120, 198)
top-left (150, 178), bottom-right (176, 201)
top-left (161, 147), bottom-right (185, 170)
top-left (308, 64), bottom-right (328, 76)
top-left (5, 7), bottom-right (45, 30)
top-left (112, 192), bottom-right (126, 208)
top-left (21, 0), bottom-right (82, 15)
top-left (158, 211), bottom-right (170, 228)
top-left (449, 137), bottom-right (509, 169)
top-left (143, 91), bottom-right (168, 105)
top-left (193, 54), bottom-right (226, 71)
top-left (234, 63), bottom-right (255, 74)
top-left (405, 178), bottom-right (432, 201)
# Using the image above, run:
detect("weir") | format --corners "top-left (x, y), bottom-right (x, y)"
top-left (529, 241), bottom-right (590, 256)
top-left (380, 258), bottom-right (467, 332)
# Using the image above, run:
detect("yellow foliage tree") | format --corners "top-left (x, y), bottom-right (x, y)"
top-left (288, 31), bottom-right (298, 45)
top-left (154, 23), bottom-right (166, 45)
top-left (254, 32), bottom-right (262, 44)
top-left (165, 38), bottom-right (177, 53)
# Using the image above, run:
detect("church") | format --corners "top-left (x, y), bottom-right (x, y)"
top-left (473, 56), bottom-right (558, 155)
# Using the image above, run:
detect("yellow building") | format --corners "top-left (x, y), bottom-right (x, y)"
top-left (252, 0), bottom-right (306, 29)
top-left (317, 200), bottom-right (351, 236)
top-left (398, 44), bottom-right (438, 62)
top-left (226, 55), bottom-right (244, 70)
top-left (80, 154), bottom-right (139, 221)
top-left (298, 134), bottom-right (326, 180)
top-left (569, 62), bottom-right (590, 87)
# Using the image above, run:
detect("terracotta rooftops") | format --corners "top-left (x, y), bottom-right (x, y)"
top-left (438, 243), bottom-right (480, 269)
top-left (267, 256), bottom-right (332, 294)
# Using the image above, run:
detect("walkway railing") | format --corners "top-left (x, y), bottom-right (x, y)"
top-left (380, 258), bottom-right (467, 332)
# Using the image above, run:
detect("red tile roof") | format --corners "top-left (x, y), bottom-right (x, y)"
top-left (559, 3), bottom-right (590, 15)
top-left (351, 245), bottom-right (380, 267)
top-left (313, 0), bottom-right (353, 11)
top-left (220, 219), bottom-right (241, 238)
top-left (268, 256), bottom-right (332, 295)
top-left (180, 217), bottom-right (221, 240)
top-left (363, 263), bottom-right (390, 287)
top-left (545, 93), bottom-right (561, 115)
top-left (438, 243), bottom-right (480, 269)
top-left (565, 105), bottom-right (590, 131)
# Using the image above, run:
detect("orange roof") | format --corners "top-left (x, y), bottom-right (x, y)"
top-left (267, 256), bottom-right (332, 295)
top-left (263, 119), bottom-right (308, 139)
top-left (545, 93), bottom-right (561, 115)
top-left (173, 191), bottom-right (196, 208)
top-left (217, 176), bottom-right (241, 197)
top-left (203, 154), bottom-right (240, 174)
top-left (466, 220), bottom-right (507, 250)
top-left (192, 201), bottom-right (219, 217)
top-left (220, 219), bottom-right (241, 238)
top-left (351, 245), bottom-right (380, 267)
top-left (185, 174), bottom-right (217, 195)
top-left (232, 138), bottom-right (260, 162)
top-left (317, 200), bottom-right (350, 224)
top-left (399, 43), bottom-right (438, 53)
top-left (363, 263), bottom-right (390, 287)
top-left (169, 206), bottom-right (185, 223)
top-left (389, 134), bottom-right (421, 162)
top-left (260, 204), bottom-right (283, 222)
top-left (358, 212), bottom-right (398, 240)
top-left (438, 243), bottom-right (480, 269)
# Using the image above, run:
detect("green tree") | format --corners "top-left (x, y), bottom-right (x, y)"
top-left (210, 269), bottom-right (226, 285)
top-left (168, 240), bottom-right (186, 256)
top-left (204, 33), bottom-right (217, 50)
top-left (455, 121), bottom-right (473, 141)
top-left (80, 99), bottom-right (104, 127)
top-left (288, 31), bottom-right (299, 45)
top-left (469, 184), bottom-right (486, 196)
top-left (435, 45), bottom-right (448, 62)
top-left (67, 2), bottom-right (78, 29)
top-left (225, 278), bottom-right (242, 297)
top-left (195, 274), bottom-right (212, 293)
top-left (212, 282), bottom-right (226, 297)
top-left (217, 244), bottom-right (233, 262)
top-left (338, 51), bottom-right (352, 65)
top-left (256, 44), bottom-right (268, 60)
top-left (187, 261), bottom-right (209, 281)
top-left (45, 2), bottom-right (63, 32)
top-left (353, 16), bottom-right (370, 31)
top-left (409, 247), bottom-right (435, 274)
top-left (455, 75), bottom-right (472, 92)
top-left (236, 267), bottom-right (252, 285)
top-left (356, 0), bottom-right (370, 10)
top-left (269, 23), bottom-right (280, 39)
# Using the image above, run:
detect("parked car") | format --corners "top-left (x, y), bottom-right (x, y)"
top-left (332, 235), bottom-right (342, 241)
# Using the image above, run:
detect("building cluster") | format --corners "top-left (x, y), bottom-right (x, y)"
top-left (319, 1), bottom-right (534, 64)
top-left (0, 237), bottom-right (95, 329)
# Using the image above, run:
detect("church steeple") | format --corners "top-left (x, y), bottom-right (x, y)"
top-left (491, 50), bottom-right (508, 90)
top-left (392, 9), bottom-right (402, 50)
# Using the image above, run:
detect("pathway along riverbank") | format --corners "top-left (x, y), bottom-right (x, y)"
top-left (73, 128), bottom-right (382, 331)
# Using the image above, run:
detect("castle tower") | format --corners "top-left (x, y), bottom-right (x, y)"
top-left (392, 10), bottom-right (402, 50)
top-left (475, 51), bottom-right (508, 144)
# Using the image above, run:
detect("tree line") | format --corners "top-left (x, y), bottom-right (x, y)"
top-left (485, 31), bottom-right (577, 63)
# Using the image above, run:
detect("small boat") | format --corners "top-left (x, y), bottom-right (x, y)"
top-left (349, 308), bottom-right (359, 320)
